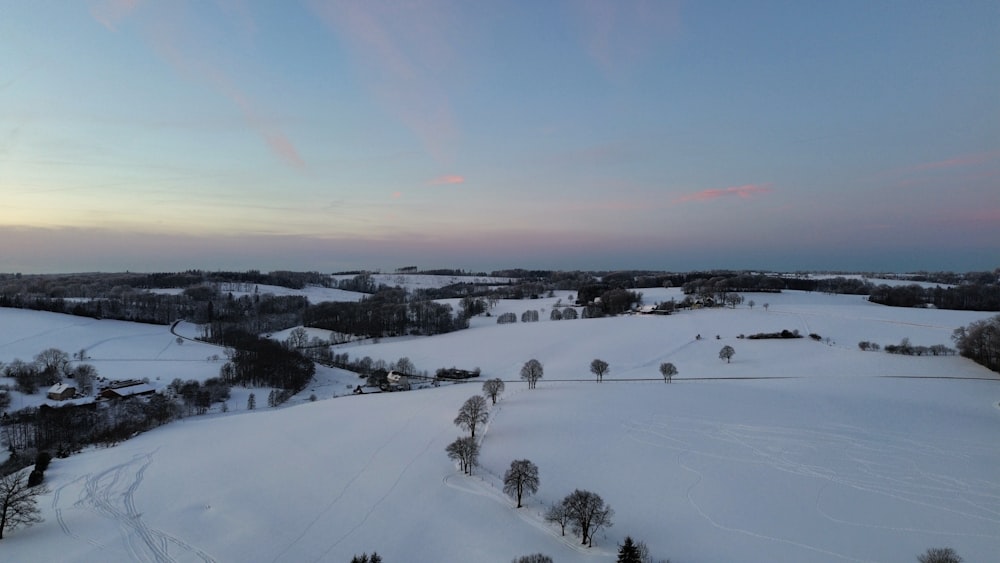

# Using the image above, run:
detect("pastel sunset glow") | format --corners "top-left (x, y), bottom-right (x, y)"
top-left (1, 1), bottom-right (997, 273)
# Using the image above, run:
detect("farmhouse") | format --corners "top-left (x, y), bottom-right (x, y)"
top-left (383, 370), bottom-right (410, 391)
top-left (99, 380), bottom-right (156, 400)
top-left (47, 382), bottom-right (77, 401)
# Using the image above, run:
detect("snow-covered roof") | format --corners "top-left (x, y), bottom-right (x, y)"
top-left (48, 382), bottom-right (75, 394)
top-left (103, 383), bottom-right (156, 397)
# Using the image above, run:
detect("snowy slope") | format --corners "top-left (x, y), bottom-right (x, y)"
top-left (1, 293), bottom-right (998, 562)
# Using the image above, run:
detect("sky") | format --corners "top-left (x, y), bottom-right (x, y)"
top-left (1, 1), bottom-right (998, 274)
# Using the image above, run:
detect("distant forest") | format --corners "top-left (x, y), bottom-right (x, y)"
top-left (1, 269), bottom-right (998, 342)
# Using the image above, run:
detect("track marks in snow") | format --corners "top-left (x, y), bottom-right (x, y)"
top-left (272, 410), bottom-right (428, 562)
top-left (53, 450), bottom-right (216, 563)
top-left (313, 432), bottom-right (441, 562)
top-left (626, 414), bottom-right (1000, 558)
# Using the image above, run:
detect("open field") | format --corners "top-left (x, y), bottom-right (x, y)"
top-left (1, 289), bottom-right (998, 562)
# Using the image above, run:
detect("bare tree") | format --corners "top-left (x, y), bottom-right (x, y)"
top-left (0, 472), bottom-right (46, 540)
top-left (659, 362), bottom-right (678, 383)
top-left (723, 292), bottom-right (743, 309)
top-left (590, 359), bottom-right (609, 383)
top-left (521, 359), bottom-right (543, 389)
top-left (482, 378), bottom-right (505, 404)
top-left (394, 356), bottom-right (415, 375)
top-left (544, 503), bottom-right (570, 536)
top-left (445, 436), bottom-right (480, 475)
top-left (561, 489), bottom-right (614, 546)
top-left (763, 302), bottom-right (769, 312)
top-left (34, 347), bottom-right (69, 386)
top-left (719, 345), bottom-right (735, 363)
top-left (503, 459), bottom-right (540, 508)
top-left (748, 299), bottom-right (756, 310)
top-left (454, 395), bottom-right (489, 438)
top-left (285, 327), bottom-right (309, 349)
top-left (6, 359), bottom-right (39, 394)
top-left (69, 363), bottom-right (98, 395)
top-left (917, 548), bottom-right (963, 563)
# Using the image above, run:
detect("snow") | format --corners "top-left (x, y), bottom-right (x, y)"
top-left (1, 291), bottom-right (998, 562)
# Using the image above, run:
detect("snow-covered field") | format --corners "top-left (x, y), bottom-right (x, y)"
top-left (1, 290), bottom-right (998, 562)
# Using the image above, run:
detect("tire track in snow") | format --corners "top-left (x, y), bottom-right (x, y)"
top-left (678, 450), bottom-right (878, 563)
top-left (271, 410), bottom-right (424, 562)
top-left (53, 475), bottom-right (108, 549)
top-left (628, 413), bottom-right (1000, 558)
top-left (69, 450), bottom-right (216, 563)
top-left (0, 318), bottom-right (97, 349)
top-left (313, 432), bottom-right (443, 562)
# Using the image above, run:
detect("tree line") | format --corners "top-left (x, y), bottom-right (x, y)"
top-left (952, 315), bottom-right (1000, 373)
top-left (304, 290), bottom-right (464, 338)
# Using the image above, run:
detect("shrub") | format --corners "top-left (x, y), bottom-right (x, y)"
top-left (34, 452), bottom-right (52, 473)
top-left (27, 469), bottom-right (45, 487)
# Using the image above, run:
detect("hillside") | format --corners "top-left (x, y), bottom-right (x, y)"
top-left (1, 291), bottom-right (998, 562)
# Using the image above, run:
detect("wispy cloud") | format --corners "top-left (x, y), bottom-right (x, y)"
top-left (427, 175), bottom-right (465, 186)
top-left (309, 1), bottom-right (460, 165)
top-left (571, 0), bottom-right (681, 77)
top-left (676, 183), bottom-right (773, 203)
top-left (89, 1), bottom-right (304, 168)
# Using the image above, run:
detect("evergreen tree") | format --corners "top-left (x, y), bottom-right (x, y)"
top-left (617, 536), bottom-right (642, 563)
top-left (247, 393), bottom-right (256, 410)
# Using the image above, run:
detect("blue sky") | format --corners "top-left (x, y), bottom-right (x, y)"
top-left (1, 1), bottom-right (998, 274)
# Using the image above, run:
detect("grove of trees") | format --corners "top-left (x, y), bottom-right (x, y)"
top-left (217, 329), bottom-right (315, 393)
top-left (445, 436), bottom-right (479, 475)
top-left (559, 489), bottom-right (614, 546)
top-left (952, 314), bottom-right (1000, 372)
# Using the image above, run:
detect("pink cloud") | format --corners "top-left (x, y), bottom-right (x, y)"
top-left (391, 191), bottom-right (402, 199)
top-left (676, 183), bottom-right (773, 203)
top-left (427, 175), bottom-right (465, 186)
top-left (913, 149), bottom-right (1000, 171)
